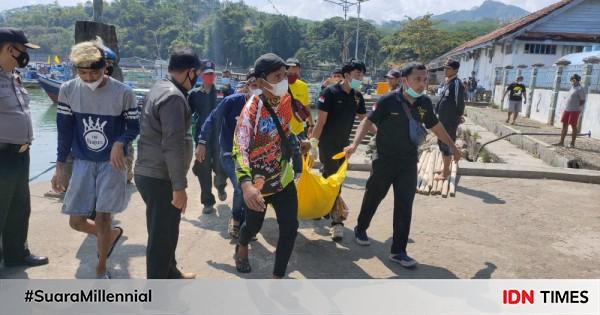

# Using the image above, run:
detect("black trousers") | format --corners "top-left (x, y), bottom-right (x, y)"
top-left (238, 183), bottom-right (298, 278)
top-left (0, 149), bottom-right (32, 263)
top-left (192, 143), bottom-right (227, 206)
top-left (135, 175), bottom-right (183, 279)
top-left (356, 158), bottom-right (418, 254)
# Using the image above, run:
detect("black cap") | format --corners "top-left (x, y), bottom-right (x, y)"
top-left (0, 27), bottom-right (40, 49)
top-left (286, 58), bottom-right (301, 68)
top-left (385, 69), bottom-right (401, 79)
top-left (443, 59), bottom-right (460, 70)
top-left (202, 60), bottom-right (216, 74)
top-left (254, 53), bottom-right (293, 78)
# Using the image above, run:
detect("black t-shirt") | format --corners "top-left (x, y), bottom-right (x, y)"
top-left (318, 82), bottom-right (366, 148)
top-left (507, 83), bottom-right (526, 101)
top-left (436, 77), bottom-right (465, 126)
top-left (368, 90), bottom-right (439, 163)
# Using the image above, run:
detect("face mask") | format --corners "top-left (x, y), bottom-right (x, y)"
top-left (187, 71), bottom-right (198, 88)
top-left (203, 74), bottom-right (215, 85)
top-left (11, 47), bottom-right (30, 68)
top-left (287, 74), bottom-right (298, 84)
top-left (266, 79), bottom-right (288, 97)
top-left (250, 88), bottom-right (262, 96)
top-left (82, 76), bottom-right (104, 91)
top-left (350, 79), bottom-right (361, 90)
top-left (106, 66), bottom-right (114, 76)
top-left (221, 78), bottom-right (230, 85)
top-left (406, 86), bottom-right (424, 98)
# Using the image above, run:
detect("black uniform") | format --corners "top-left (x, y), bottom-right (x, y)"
top-left (356, 90), bottom-right (439, 255)
top-left (318, 82), bottom-right (366, 178)
top-left (435, 77), bottom-right (465, 156)
top-left (189, 85), bottom-right (227, 207)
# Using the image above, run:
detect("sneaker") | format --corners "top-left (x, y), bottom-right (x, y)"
top-left (331, 224), bottom-right (344, 242)
top-left (354, 227), bottom-right (370, 246)
top-left (218, 190), bottom-right (227, 202)
top-left (389, 252), bottom-right (417, 268)
top-left (202, 205), bottom-right (215, 214)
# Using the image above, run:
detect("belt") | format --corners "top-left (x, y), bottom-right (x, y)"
top-left (0, 143), bottom-right (30, 153)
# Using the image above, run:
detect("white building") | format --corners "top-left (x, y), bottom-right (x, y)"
top-left (430, 0), bottom-right (600, 90)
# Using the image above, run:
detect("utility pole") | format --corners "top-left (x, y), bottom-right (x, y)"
top-left (324, 0), bottom-right (367, 62)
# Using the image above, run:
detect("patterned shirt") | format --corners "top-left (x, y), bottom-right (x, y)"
top-left (233, 94), bottom-right (294, 196)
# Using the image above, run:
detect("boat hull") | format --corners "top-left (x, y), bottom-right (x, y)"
top-left (37, 76), bottom-right (62, 104)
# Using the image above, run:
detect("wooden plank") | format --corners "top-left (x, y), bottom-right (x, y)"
top-left (449, 160), bottom-right (458, 197)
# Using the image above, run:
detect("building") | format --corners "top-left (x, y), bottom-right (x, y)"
top-left (430, 0), bottom-right (600, 91)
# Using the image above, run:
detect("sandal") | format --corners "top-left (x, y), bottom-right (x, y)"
top-left (234, 245), bottom-right (251, 273)
top-left (98, 227), bottom-right (123, 259)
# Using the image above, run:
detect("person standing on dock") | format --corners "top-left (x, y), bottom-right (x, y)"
top-left (501, 75), bottom-right (527, 125)
top-left (310, 59), bottom-right (367, 242)
top-left (189, 60), bottom-right (228, 215)
top-left (51, 38), bottom-right (139, 279)
top-left (345, 62), bottom-right (461, 268)
top-left (0, 27), bottom-right (49, 268)
top-left (135, 47), bottom-right (199, 279)
top-left (434, 59), bottom-right (465, 181)
top-left (557, 74), bottom-right (587, 148)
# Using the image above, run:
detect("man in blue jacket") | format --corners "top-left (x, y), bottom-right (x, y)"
top-left (195, 70), bottom-right (259, 239)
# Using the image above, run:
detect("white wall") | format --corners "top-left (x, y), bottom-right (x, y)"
top-left (581, 93), bottom-right (600, 140)
top-left (530, 88), bottom-right (554, 124)
top-left (493, 85), bottom-right (505, 107)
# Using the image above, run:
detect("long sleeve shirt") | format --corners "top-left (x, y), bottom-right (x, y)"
top-left (232, 94), bottom-right (294, 196)
top-left (56, 77), bottom-right (139, 163)
top-left (198, 93), bottom-right (248, 155)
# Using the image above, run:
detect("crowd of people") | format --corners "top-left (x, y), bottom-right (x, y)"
top-left (2, 25), bottom-right (584, 280)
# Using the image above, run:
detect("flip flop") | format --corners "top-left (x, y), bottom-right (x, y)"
top-left (98, 227), bottom-right (123, 259)
top-left (234, 245), bottom-right (251, 273)
top-left (107, 227), bottom-right (123, 258)
top-left (434, 174), bottom-right (448, 181)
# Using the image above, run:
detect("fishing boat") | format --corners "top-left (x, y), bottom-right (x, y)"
top-left (37, 75), bottom-right (63, 103)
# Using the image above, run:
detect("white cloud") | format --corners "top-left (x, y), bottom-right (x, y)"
top-left (1, 0), bottom-right (560, 22)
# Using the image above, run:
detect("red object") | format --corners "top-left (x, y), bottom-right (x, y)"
top-left (202, 73), bottom-right (215, 85)
top-left (287, 74), bottom-right (298, 84)
top-left (561, 111), bottom-right (580, 125)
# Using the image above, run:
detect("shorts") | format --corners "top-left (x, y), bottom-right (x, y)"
top-left (438, 123), bottom-right (457, 157)
top-left (561, 111), bottom-right (581, 125)
top-left (508, 100), bottom-right (522, 113)
top-left (62, 159), bottom-right (128, 216)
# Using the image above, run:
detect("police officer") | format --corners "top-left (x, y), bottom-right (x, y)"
top-left (434, 59), bottom-right (465, 180)
top-left (345, 62), bottom-right (461, 268)
top-left (0, 27), bottom-right (48, 267)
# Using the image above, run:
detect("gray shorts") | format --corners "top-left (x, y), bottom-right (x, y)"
top-left (62, 159), bottom-right (128, 216)
top-left (508, 100), bottom-right (522, 113)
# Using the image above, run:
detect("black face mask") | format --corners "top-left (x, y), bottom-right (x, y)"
top-left (187, 71), bottom-right (198, 88)
top-left (11, 47), bottom-right (30, 68)
top-left (106, 66), bottom-right (114, 76)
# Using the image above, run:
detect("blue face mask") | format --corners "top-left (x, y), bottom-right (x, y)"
top-left (350, 79), bottom-right (361, 90)
top-left (406, 86), bottom-right (424, 98)
top-left (221, 78), bottom-right (230, 85)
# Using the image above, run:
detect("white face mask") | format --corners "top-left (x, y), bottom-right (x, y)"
top-left (82, 76), bottom-right (104, 91)
top-left (266, 79), bottom-right (288, 97)
top-left (250, 88), bottom-right (262, 96)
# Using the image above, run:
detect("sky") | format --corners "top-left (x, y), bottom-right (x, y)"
top-left (0, 0), bottom-right (560, 22)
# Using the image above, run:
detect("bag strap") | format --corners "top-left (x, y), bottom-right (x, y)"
top-left (260, 95), bottom-right (293, 161)
top-left (396, 91), bottom-right (417, 122)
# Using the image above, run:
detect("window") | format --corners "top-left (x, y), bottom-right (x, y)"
top-left (524, 43), bottom-right (557, 55)
top-left (563, 45), bottom-right (587, 55)
top-left (505, 43), bottom-right (513, 54)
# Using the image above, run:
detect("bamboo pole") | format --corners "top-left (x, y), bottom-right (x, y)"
top-left (416, 151), bottom-right (430, 193)
top-left (432, 151), bottom-right (443, 195)
top-left (441, 162), bottom-right (451, 198)
top-left (449, 160), bottom-right (458, 197)
top-left (427, 150), bottom-right (438, 190)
